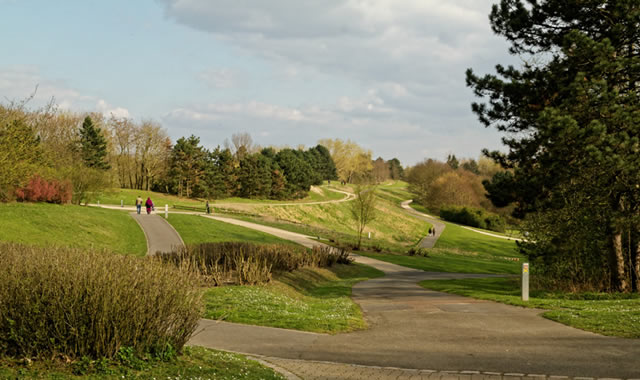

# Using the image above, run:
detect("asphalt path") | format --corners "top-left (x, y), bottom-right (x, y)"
top-left (112, 204), bottom-right (640, 379)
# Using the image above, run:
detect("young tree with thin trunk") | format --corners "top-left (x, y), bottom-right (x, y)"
top-left (350, 185), bottom-right (377, 250)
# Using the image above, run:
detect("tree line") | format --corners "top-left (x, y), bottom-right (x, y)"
top-left (467, 0), bottom-right (640, 292)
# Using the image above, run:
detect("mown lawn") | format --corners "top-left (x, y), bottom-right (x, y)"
top-left (0, 346), bottom-right (284, 379)
top-left (251, 194), bottom-right (430, 251)
top-left (203, 263), bottom-right (384, 333)
top-left (0, 203), bottom-right (146, 256)
top-left (167, 213), bottom-right (301, 246)
top-left (419, 277), bottom-right (640, 338)
top-left (356, 215), bottom-right (523, 274)
top-left (435, 221), bottom-right (520, 258)
top-left (96, 185), bottom-right (345, 208)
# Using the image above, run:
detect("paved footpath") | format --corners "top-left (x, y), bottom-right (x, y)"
top-left (129, 210), bottom-right (640, 380)
top-left (400, 200), bottom-right (446, 248)
top-left (130, 212), bottom-right (184, 255)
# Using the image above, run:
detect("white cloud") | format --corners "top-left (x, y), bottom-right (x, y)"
top-left (156, 0), bottom-right (515, 164)
top-left (97, 99), bottom-right (131, 119)
top-left (0, 65), bottom-right (132, 119)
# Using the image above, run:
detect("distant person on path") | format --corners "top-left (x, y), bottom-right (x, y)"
top-left (135, 196), bottom-right (143, 214)
top-left (432, 227), bottom-right (436, 236)
top-left (206, 200), bottom-right (211, 214)
top-left (145, 197), bottom-right (154, 214)
top-left (428, 227), bottom-right (432, 236)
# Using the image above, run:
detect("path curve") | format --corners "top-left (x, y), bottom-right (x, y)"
top-left (130, 212), bottom-right (184, 255)
top-left (400, 200), bottom-right (446, 248)
top-left (187, 217), bottom-right (640, 379)
top-left (110, 205), bottom-right (639, 379)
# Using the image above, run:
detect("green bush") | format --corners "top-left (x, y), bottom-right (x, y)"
top-left (157, 242), bottom-right (353, 286)
top-left (440, 206), bottom-right (506, 232)
top-left (0, 243), bottom-right (202, 361)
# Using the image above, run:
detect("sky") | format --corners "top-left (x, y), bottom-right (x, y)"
top-left (0, 0), bottom-right (519, 166)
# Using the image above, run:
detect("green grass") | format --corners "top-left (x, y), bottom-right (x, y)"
top-left (358, 249), bottom-right (521, 274)
top-left (0, 203), bottom-right (146, 256)
top-left (96, 186), bottom-right (346, 208)
top-left (167, 214), bottom-right (301, 246)
top-left (251, 195), bottom-right (430, 251)
top-left (203, 263), bottom-right (384, 333)
top-left (436, 222), bottom-right (520, 258)
top-left (0, 346), bottom-right (284, 379)
top-left (419, 277), bottom-right (640, 338)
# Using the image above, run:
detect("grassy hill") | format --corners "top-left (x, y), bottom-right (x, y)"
top-left (0, 203), bottom-right (146, 256)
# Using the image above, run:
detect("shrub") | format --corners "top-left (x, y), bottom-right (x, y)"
top-left (407, 247), bottom-right (429, 257)
top-left (440, 206), bottom-right (506, 232)
top-left (157, 242), bottom-right (353, 286)
top-left (14, 174), bottom-right (72, 204)
top-left (0, 243), bottom-right (202, 361)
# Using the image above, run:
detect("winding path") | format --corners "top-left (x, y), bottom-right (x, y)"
top-left (400, 200), bottom-right (446, 248)
top-left (130, 211), bottom-right (640, 380)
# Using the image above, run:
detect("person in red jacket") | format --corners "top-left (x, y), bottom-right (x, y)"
top-left (145, 197), bottom-right (154, 214)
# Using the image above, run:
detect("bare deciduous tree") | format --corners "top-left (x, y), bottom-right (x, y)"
top-left (350, 185), bottom-right (378, 250)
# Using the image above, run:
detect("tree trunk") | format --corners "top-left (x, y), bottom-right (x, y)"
top-left (612, 231), bottom-right (630, 292)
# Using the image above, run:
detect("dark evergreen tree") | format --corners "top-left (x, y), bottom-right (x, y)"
top-left (461, 159), bottom-right (480, 175)
top-left (387, 158), bottom-right (404, 180)
top-left (305, 145), bottom-right (338, 184)
top-left (236, 153), bottom-right (272, 198)
top-left (275, 148), bottom-right (313, 198)
top-left (467, 0), bottom-right (640, 292)
top-left (446, 154), bottom-right (459, 170)
top-left (79, 116), bottom-right (110, 170)
top-left (168, 135), bottom-right (206, 198)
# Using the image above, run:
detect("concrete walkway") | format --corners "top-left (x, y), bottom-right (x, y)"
top-left (128, 208), bottom-right (640, 379)
top-left (130, 212), bottom-right (184, 255)
top-left (401, 200), bottom-right (446, 248)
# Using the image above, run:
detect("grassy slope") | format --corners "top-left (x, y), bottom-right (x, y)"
top-left (167, 213), bottom-right (301, 247)
top-left (96, 185), bottom-right (344, 208)
top-left (167, 213), bottom-right (384, 333)
top-left (250, 191), bottom-right (430, 251)
top-left (0, 346), bottom-right (284, 379)
top-left (358, 182), bottom-right (523, 274)
top-left (419, 277), bottom-right (640, 338)
top-left (204, 263), bottom-right (384, 333)
top-left (0, 203), bottom-right (146, 256)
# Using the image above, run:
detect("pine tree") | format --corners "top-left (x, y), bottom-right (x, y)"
top-left (467, 0), bottom-right (640, 292)
top-left (79, 116), bottom-right (110, 170)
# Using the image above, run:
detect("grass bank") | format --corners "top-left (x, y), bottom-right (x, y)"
top-left (0, 346), bottom-right (284, 379)
top-left (203, 263), bottom-right (384, 333)
top-left (96, 185), bottom-right (345, 209)
top-left (249, 193), bottom-right (429, 252)
top-left (357, 216), bottom-right (522, 274)
top-left (419, 277), bottom-right (640, 338)
top-left (167, 214), bottom-right (300, 247)
top-left (0, 203), bottom-right (146, 256)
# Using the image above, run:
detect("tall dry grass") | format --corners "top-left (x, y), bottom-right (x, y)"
top-left (157, 242), bottom-right (352, 286)
top-left (0, 243), bottom-right (203, 360)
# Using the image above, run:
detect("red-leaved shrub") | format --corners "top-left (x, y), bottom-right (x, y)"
top-left (15, 174), bottom-right (72, 204)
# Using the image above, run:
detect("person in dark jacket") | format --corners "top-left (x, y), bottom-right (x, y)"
top-left (145, 197), bottom-right (154, 214)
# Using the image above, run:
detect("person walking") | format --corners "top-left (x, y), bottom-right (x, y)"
top-left (135, 196), bottom-right (143, 214)
top-left (145, 197), bottom-right (154, 215)
top-left (432, 227), bottom-right (436, 236)
top-left (206, 200), bottom-right (211, 214)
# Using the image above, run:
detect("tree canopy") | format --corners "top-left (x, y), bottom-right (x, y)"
top-left (467, 0), bottom-right (640, 292)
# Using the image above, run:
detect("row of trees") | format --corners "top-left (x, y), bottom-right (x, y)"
top-left (0, 101), bottom-right (113, 204)
top-left (406, 156), bottom-right (502, 214)
top-left (162, 135), bottom-right (337, 200)
top-left (467, 0), bottom-right (640, 292)
top-left (1, 97), bottom-right (402, 205)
